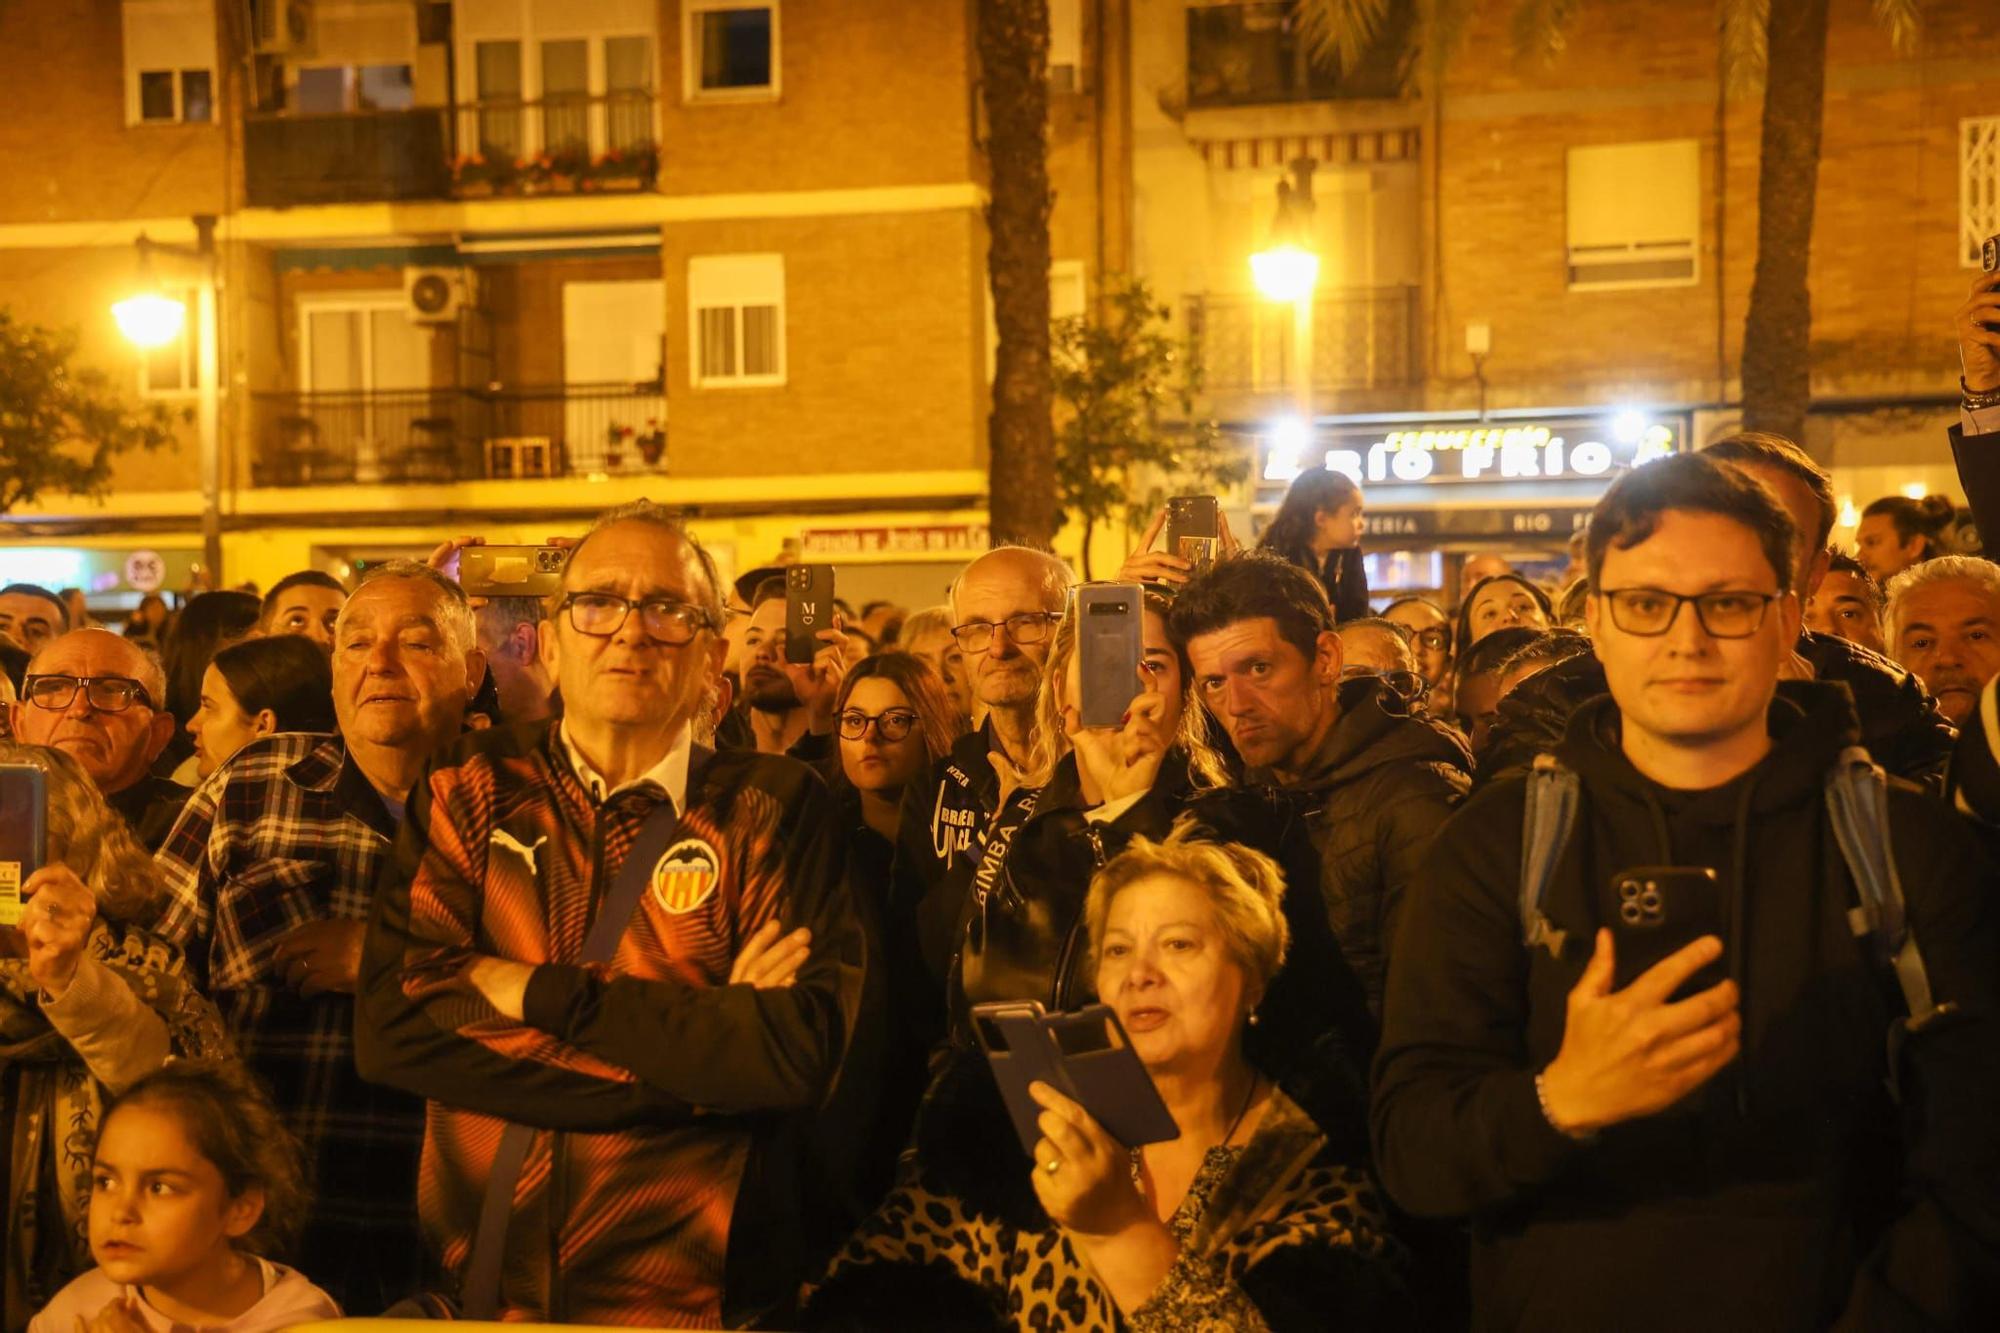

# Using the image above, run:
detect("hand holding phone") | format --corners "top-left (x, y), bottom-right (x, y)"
top-left (1959, 265), bottom-right (2000, 394)
top-left (459, 545), bottom-right (571, 598)
top-left (0, 763), bottom-right (47, 930)
top-left (785, 565), bottom-right (836, 665)
top-left (20, 864), bottom-right (96, 998)
top-left (1076, 583), bottom-right (1144, 728)
top-left (972, 1001), bottom-right (1179, 1155)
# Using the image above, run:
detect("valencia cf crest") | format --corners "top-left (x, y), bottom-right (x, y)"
top-left (650, 838), bottom-right (721, 914)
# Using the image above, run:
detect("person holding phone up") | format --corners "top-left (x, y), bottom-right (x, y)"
top-left (1373, 453), bottom-right (2000, 1330)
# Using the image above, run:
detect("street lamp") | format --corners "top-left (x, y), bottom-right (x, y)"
top-left (114, 217), bottom-right (222, 586)
top-left (1250, 159), bottom-right (1319, 422)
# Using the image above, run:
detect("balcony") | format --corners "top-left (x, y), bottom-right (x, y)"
top-left (250, 384), bottom-right (668, 488)
top-left (1186, 2), bottom-right (1409, 109)
top-left (1186, 286), bottom-right (1421, 394)
top-left (243, 94), bottom-right (660, 208)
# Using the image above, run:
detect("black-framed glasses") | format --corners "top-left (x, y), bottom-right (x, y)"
top-left (950, 611), bottom-right (1062, 653)
top-left (559, 592), bottom-right (711, 646)
top-left (1392, 625), bottom-right (1450, 654)
top-left (1599, 588), bottom-right (1781, 639)
top-left (838, 708), bottom-right (920, 741)
top-left (1340, 666), bottom-right (1429, 705)
top-left (25, 674), bottom-right (155, 713)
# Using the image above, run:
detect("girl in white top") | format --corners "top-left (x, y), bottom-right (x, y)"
top-left (30, 1062), bottom-right (339, 1333)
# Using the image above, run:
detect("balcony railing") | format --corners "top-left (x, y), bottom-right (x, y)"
top-left (1186, 2), bottom-right (1408, 109)
top-left (244, 93), bottom-right (659, 207)
top-left (1186, 286), bottom-right (1421, 393)
top-left (250, 384), bottom-right (668, 487)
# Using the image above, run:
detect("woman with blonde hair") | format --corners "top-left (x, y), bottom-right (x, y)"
top-left (0, 742), bottom-right (229, 1327)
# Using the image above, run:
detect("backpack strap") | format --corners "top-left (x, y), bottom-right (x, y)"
top-left (1824, 745), bottom-right (1942, 1031)
top-left (1520, 754), bottom-right (1581, 959)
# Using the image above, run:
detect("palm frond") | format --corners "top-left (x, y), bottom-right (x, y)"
top-left (1419, 0), bottom-right (1477, 91)
top-left (1871, 0), bottom-right (1922, 55)
top-left (1717, 0), bottom-right (1769, 98)
top-left (1294, 0), bottom-right (1395, 77)
top-left (1511, 0), bottom-right (1581, 67)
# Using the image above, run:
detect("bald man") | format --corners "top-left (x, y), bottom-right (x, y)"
top-left (12, 628), bottom-right (187, 846)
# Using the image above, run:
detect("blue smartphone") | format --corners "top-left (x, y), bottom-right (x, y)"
top-left (0, 763), bottom-right (48, 928)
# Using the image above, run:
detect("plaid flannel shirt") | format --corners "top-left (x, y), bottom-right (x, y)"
top-left (151, 732), bottom-right (425, 1312)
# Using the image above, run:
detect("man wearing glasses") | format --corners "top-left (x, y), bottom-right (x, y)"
top-left (1375, 453), bottom-right (2000, 1329)
top-left (11, 627), bottom-right (185, 846)
top-left (358, 501), bottom-right (867, 1328)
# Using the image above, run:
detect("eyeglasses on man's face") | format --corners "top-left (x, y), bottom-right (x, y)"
top-left (1393, 624), bottom-right (1450, 654)
top-left (838, 708), bottom-right (919, 742)
top-left (949, 611), bottom-right (1062, 653)
top-left (1339, 665), bottom-right (1429, 705)
top-left (560, 592), bottom-right (711, 646)
top-left (24, 674), bottom-right (155, 713)
top-left (1598, 588), bottom-right (1780, 639)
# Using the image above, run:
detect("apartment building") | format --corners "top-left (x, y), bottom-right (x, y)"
top-left (0, 0), bottom-right (1115, 609)
top-left (1129, 0), bottom-right (1999, 596)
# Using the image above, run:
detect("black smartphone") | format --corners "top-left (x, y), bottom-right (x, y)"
top-left (1984, 232), bottom-right (1999, 273)
top-left (785, 564), bottom-right (836, 664)
top-left (1076, 582), bottom-right (1143, 728)
top-left (459, 545), bottom-right (570, 598)
top-left (971, 1000), bottom-right (1179, 1153)
top-left (1165, 495), bottom-right (1221, 576)
top-left (1601, 866), bottom-right (1727, 998)
top-left (0, 764), bottom-right (48, 928)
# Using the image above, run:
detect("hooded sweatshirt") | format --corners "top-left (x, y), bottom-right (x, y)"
top-left (30, 1258), bottom-right (338, 1333)
top-left (1372, 683), bottom-right (2000, 1331)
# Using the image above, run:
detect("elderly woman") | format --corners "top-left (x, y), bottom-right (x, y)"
top-left (807, 824), bottom-right (1406, 1330)
top-left (0, 742), bottom-right (229, 1327)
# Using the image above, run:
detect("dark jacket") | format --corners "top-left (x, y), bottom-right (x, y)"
top-left (1372, 684), bottom-right (2000, 1331)
top-left (1262, 678), bottom-right (1473, 1015)
top-left (1948, 423), bottom-right (1999, 544)
top-left (1480, 631), bottom-right (1955, 790)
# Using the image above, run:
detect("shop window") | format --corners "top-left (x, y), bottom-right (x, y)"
top-left (124, 0), bottom-right (217, 125)
top-left (1964, 118), bottom-right (2000, 268)
top-left (689, 254), bottom-right (786, 387)
top-left (1565, 140), bottom-right (1700, 291)
top-left (685, 1), bottom-right (778, 101)
top-left (139, 290), bottom-right (201, 398)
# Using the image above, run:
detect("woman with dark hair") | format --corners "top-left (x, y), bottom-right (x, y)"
top-left (1856, 493), bottom-right (1955, 583)
top-left (122, 593), bottom-right (171, 649)
top-left (1257, 467), bottom-right (1370, 621)
top-left (188, 636), bottom-right (338, 779)
top-left (159, 591), bottom-right (263, 779)
top-left (830, 651), bottom-right (963, 847)
top-left (1454, 573), bottom-right (1552, 652)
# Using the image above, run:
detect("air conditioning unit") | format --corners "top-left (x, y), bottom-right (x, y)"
top-left (405, 268), bottom-right (469, 324)
top-left (253, 0), bottom-right (313, 54)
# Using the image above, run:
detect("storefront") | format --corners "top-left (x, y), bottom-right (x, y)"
top-left (1248, 407), bottom-right (1690, 604)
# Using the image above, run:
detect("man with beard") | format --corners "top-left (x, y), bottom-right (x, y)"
top-left (1886, 554), bottom-right (2000, 726)
top-left (735, 590), bottom-right (841, 754)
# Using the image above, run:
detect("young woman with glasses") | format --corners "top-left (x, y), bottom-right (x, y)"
top-left (829, 652), bottom-right (964, 846)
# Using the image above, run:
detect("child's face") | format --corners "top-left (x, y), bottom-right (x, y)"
top-left (89, 1103), bottom-right (262, 1290)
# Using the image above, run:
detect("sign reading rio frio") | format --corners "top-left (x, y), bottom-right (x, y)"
top-left (1261, 414), bottom-right (1682, 487)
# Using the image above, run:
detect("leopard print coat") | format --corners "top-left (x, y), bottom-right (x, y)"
top-left (810, 1088), bottom-right (1405, 1331)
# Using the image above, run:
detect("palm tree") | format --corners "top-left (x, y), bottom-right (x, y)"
top-left (1296, 0), bottom-right (1922, 447)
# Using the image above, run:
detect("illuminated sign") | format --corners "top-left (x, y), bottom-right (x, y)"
top-left (1261, 414), bottom-right (1681, 486)
top-left (799, 524), bottom-right (990, 558)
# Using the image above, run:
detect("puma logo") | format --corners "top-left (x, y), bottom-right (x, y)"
top-left (491, 829), bottom-right (548, 878)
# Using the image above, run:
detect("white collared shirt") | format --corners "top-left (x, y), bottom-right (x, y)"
top-left (557, 721), bottom-right (692, 810)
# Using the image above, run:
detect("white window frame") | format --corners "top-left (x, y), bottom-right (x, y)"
top-left (1564, 139), bottom-right (1701, 293)
top-left (682, 0), bottom-right (780, 104)
top-left (687, 254), bottom-right (786, 389)
top-left (137, 288), bottom-right (200, 399)
top-left (1963, 117), bottom-right (2000, 269)
top-left (296, 292), bottom-right (417, 393)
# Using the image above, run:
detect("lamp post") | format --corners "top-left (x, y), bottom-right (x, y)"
top-left (113, 216), bottom-right (222, 587)
top-left (1250, 159), bottom-right (1320, 424)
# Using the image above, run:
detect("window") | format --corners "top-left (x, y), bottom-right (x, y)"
top-left (685, 1), bottom-right (778, 101)
top-left (1565, 140), bottom-right (1700, 290)
top-left (294, 64), bottom-right (415, 113)
top-left (122, 0), bottom-right (217, 125)
top-left (299, 297), bottom-right (430, 394)
top-left (1964, 118), bottom-right (2000, 268)
top-left (688, 254), bottom-right (785, 387)
top-left (139, 289), bottom-right (202, 398)
top-left (1048, 0), bottom-right (1081, 93)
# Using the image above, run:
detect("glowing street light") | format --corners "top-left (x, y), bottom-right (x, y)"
top-left (1250, 160), bottom-right (1320, 420)
top-left (1250, 245), bottom-right (1321, 305)
top-left (111, 291), bottom-right (187, 348)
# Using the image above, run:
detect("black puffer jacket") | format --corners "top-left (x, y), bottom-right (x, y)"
top-left (1480, 630), bottom-right (1955, 790)
top-left (1265, 678), bottom-right (1473, 1015)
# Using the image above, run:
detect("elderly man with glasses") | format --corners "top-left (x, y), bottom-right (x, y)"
top-left (357, 501), bottom-right (868, 1329)
top-left (11, 627), bottom-right (186, 846)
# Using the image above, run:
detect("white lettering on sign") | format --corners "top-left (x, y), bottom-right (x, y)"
top-left (1262, 418), bottom-right (1681, 488)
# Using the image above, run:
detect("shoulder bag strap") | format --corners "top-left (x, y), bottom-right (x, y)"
top-left (1520, 754), bottom-right (1580, 959)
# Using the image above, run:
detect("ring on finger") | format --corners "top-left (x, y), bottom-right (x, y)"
top-left (1044, 1158), bottom-right (1061, 1174)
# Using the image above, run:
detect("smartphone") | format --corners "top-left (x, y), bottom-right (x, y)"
top-left (1601, 866), bottom-right (1726, 998)
top-left (1165, 495), bottom-right (1221, 576)
top-left (1984, 232), bottom-right (2000, 273)
top-left (0, 764), bottom-right (48, 928)
top-left (1076, 582), bottom-right (1144, 728)
top-left (972, 1001), bottom-right (1179, 1153)
top-left (785, 564), bottom-right (836, 664)
top-left (459, 545), bottom-right (570, 598)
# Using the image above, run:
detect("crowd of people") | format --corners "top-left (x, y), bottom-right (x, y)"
top-left (0, 276), bottom-right (1996, 1333)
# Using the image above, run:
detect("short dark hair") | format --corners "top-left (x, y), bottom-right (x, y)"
top-left (1861, 493), bottom-right (1955, 556)
top-left (1454, 574), bottom-right (1553, 654)
top-left (0, 583), bottom-right (69, 630)
top-left (211, 634), bottom-right (338, 734)
top-left (259, 570), bottom-right (346, 625)
top-left (163, 590), bottom-right (262, 727)
top-left (1166, 551), bottom-right (1332, 665)
top-left (750, 576), bottom-right (786, 609)
top-left (1456, 625), bottom-right (1543, 681)
top-left (1495, 627), bottom-right (1593, 682)
top-left (1824, 549), bottom-right (1885, 610)
top-left (1702, 431), bottom-right (1835, 548)
top-left (1586, 452), bottom-right (1798, 593)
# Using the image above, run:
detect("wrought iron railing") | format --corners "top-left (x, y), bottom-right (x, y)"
top-left (250, 384), bottom-right (668, 487)
top-left (1184, 286), bottom-right (1422, 393)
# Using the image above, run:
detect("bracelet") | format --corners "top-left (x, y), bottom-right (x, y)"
top-left (1534, 1071), bottom-right (1597, 1143)
top-left (1963, 377), bottom-right (2000, 410)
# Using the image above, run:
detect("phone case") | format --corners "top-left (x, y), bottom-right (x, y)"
top-left (1165, 496), bottom-right (1221, 576)
top-left (1076, 582), bottom-right (1144, 728)
top-left (0, 764), bottom-right (47, 928)
top-left (1601, 865), bottom-right (1727, 996)
top-left (459, 546), bottom-right (570, 598)
top-left (785, 565), bottom-right (836, 664)
top-left (972, 1001), bottom-right (1179, 1153)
